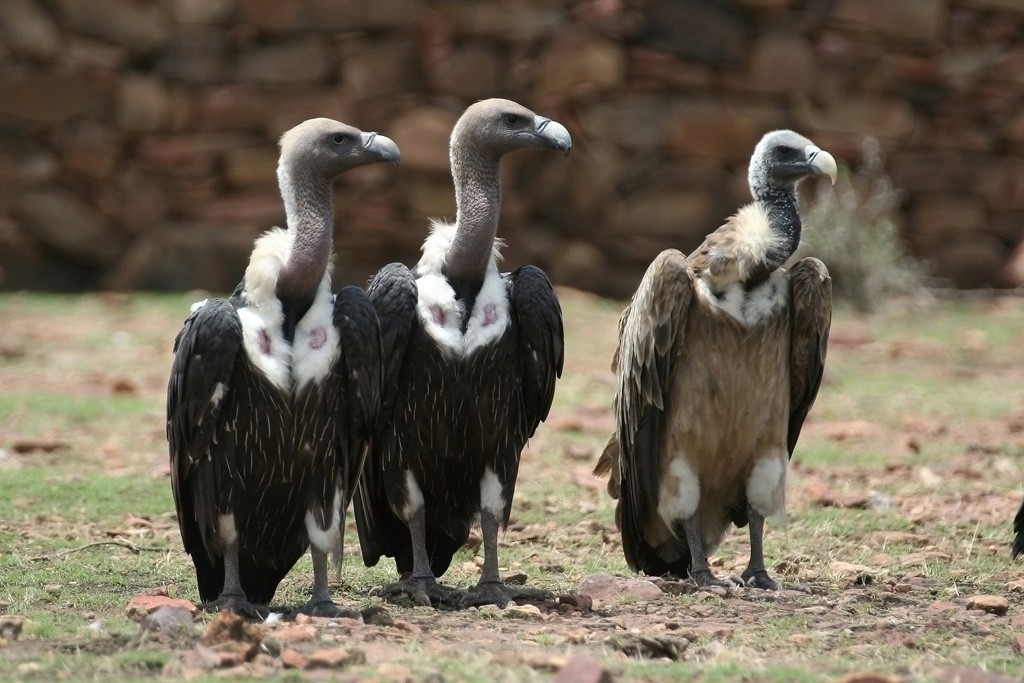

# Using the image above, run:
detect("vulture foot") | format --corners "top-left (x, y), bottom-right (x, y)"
top-left (203, 593), bottom-right (259, 618)
top-left (741, 568), bottom-right (778, 590)
top-left (460, 580), bottom-right (553, 609)
top-left (688, 569), bottom-right (734, 589)
top-left (379, 577), bottom-right (458, 608)
top-left (301, 599), bottom-right (363, 619)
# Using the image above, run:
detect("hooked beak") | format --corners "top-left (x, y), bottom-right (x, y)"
top-left (534, 117), bottom-right (572, 155)
top-left (361, 131), bottom-right (401, 165)
top-left (805, 145), bottom-right (837, 185)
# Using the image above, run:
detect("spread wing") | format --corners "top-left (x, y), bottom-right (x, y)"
top-left (166, 299), bottom-right (243, 566)
top-left (786, 257), bottom-right (832, 456)
top-left (352, 263), bottom-right (419, 567)
top-left (595, 249), bottom-right (694, 572)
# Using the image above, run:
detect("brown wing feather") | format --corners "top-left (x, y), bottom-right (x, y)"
top-left (593, 249), bottom-right (694, 572)
top-left (786, 257), bottom-right (832, 456)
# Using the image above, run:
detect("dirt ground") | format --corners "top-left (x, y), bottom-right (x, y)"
top-left (2, 290), bottom-right (1024, 682)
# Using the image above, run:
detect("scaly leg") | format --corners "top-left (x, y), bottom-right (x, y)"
top-left (460, 508), bottom-right (552, 608)
top-left (682, 513), bottom-right (732, 588)
top-left (379, 505), bottom-right (457, 607)
top-left (301, 546), bottom-right (362, 617)
top-left (741, 504), bottom-right (778, 590)
top-left (205, 539), bottom-right (256, 616)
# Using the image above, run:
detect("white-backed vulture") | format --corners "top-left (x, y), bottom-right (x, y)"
top-left (353, 99), bottom-right (569, 607)
top-left (167, 119), bottom-right (400, 615)
top-left (595, 130), bottom-right (836, 589)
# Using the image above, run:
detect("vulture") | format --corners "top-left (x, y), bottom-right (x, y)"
top-left (353, 99), bottom-right (568, 607)
top-left (167, 118), bottom-right (399, 615)
top-left (594, 130), bottom-right (836, 589)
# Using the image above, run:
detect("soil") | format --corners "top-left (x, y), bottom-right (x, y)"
top-left (1, 290), bottom-right (1024, 682)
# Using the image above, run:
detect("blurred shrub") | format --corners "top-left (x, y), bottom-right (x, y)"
top-left (797, 138), bottom-right (929, 312)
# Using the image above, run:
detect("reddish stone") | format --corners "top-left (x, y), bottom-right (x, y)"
top-left (125, 595), bottom-right (198, 622)
top-left (274, 624), bottom-right (318, 643)
top-left (0, 0), bottom-right (60, 59)
top-left (0, 74), bottom-right (100, 125)
top-left (237, 38), bottom-right (332, 84)
top-left (305, 647), bottom-right (366, 670)
top-left (57, 0), bottom-right (171, 53)
top-left (279, 649), bottom-right (308, 669)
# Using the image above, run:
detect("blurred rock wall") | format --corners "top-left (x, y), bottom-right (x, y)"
top-left (1, 0), bottom-right (1022, 296)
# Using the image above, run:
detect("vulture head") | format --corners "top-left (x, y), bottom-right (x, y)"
top-left (451, 98), bottom-right (572, 160)
top-left (748, 129), bottom-right (837, 199)
top-left (278, 117), bottom-right (401, 184)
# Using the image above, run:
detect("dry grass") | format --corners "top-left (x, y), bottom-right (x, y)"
top-left (2, 291), bottom-right (1024, 681)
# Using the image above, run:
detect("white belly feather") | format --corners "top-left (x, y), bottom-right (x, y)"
top-left (696, 268), bottom-right (789, 328)
top-left (414, 220), bottom-right (511, 357)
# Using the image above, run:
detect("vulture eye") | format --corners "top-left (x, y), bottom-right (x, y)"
top-left (332, 133), bottom-right (347, 145)
top-left (503, 113), bottom-right (521, 126)
top-left (776, 145), bottom-right (795, 157)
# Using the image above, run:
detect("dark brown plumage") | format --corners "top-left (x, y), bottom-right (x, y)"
top-left (595, 130), bottom-right (835, 589)
top-left (353, 99), bottom-right (569, 608)
top-left (167, 118), bottom-right (398, 615)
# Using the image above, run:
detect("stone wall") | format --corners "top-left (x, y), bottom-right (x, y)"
top-left (1, 0), bottom-right (1022, 297)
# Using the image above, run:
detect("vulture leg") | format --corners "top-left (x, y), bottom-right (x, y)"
top-left (206, 540), bottom-right (257, 616)
top-left (740, 505), bottom-right (778, 590)
top-left (461, 508), bottom-right (553, 608)
top-left (681, 514), bottom-right (732, 588)
top-left (302, 547), bottom-right (361, 618)
top-left (380, 505), bottom-right (458, 607)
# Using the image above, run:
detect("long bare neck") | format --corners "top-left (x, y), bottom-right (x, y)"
top-left (748, 170), bottom-right (802, 279)
top-left (276, 164), bottom-right (333, 322)
top-left (444, 143), bottom-right (501, 297)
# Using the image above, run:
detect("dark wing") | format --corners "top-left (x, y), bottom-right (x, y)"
top-left (166, 299), bottom-right (243, 599)
top-left (595, 249), bottom-right (693, 574)
top-left (786, 257), bottom-right (832, 456)
top-left (352, 263), bottom-right (418, 568)
top-left (1013, 499), bottom-right (1024, 559)
top-left (301, 286), bottom-right (383, 540)
top-left (508, 265), bottom-right (564, 434)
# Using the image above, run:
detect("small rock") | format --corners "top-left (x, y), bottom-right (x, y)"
top-left (126, 595), bottom-right (198, 622)
top-left (578, 573), bottom-right (664, 604)
top-left (966, 595), bottom-right (1009, 616)
top-left (1014, 634), bottom-right (1024, 655)
top-left (361, 605), bottom-right (393, 626)
top-left (835, 673), bottom-right (901, 683)
top-left (279, 648), bottom-right (307, 669)
top-left (306, 647), bottom-right (366, 670)
top-left (273, 624), bottom-right (318, 643)
top-left (200, 611), bottom-right (263, 662)
top-left (0, 616), bottom-right (25, 641)
top-left (553, 653), bottom-right (612, 683)
top-left (142, 606), bottom-right (194, 633)
top-left (606, 633), bottom-right (688, 661)
top-left (505, 604), bottom-right (543, 620)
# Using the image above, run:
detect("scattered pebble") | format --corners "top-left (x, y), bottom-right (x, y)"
top-left (306, 647), bottom-right (366, 670)
top-left (142, 606), bottom-right (193, 633)
top-left (504, 604), bottom-right (543, 620)
top-left (966, 595), bottom-right (1008, 616)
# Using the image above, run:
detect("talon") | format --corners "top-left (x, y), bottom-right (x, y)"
top-left (741, 568), bottom-right (779, 590)
top-left (203, 593), bottom-right (258, 618)
top-left (689, 569), bottom-right (732, 588)
top-left (302, 600), bottom-right (362, 619)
